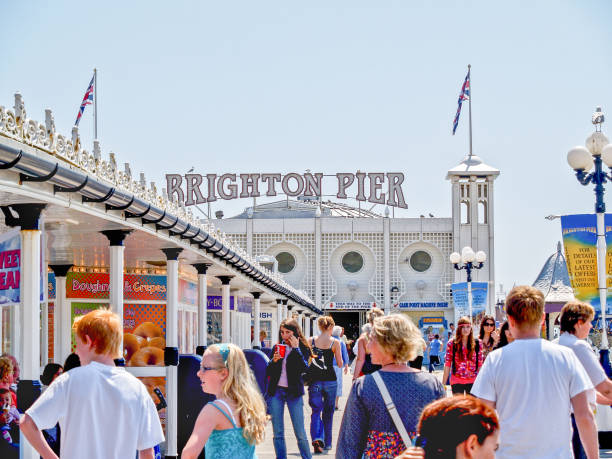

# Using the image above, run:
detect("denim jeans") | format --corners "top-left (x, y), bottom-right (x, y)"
top-left (428, 355), bottom-right (440, 373)
top-left (267, 387), bottom-right (312, 459)
top-left (308, 380), bottom-right (338, 448)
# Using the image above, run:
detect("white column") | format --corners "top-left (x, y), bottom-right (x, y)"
top-left (109, 245), bottom-right (124, 358)
top-left (304, 313), bottom-right (311, 338)
top-left (469, 176), bottom-right (478, 250)
top-left (58, 276), bottom-right (70, 364)
top-left (21, 230), bottom-right (41, 382)
top-left (218, 276), bottom-right (233, 343)
top-left (20, 229), bottom-right (42, 459)
top-left (49, 265), bottom-right (72, 364)
top-left (451, 178), bottom-right (461, 254)
top-left (383, 215), bottom-right (390, 314)
top-left (193, 264), bottom-right (210, 352)
top-left (109, 245), bottom-right (124, 320)
top-left (282, 299), bottom-right (288, 321)
top-left (276, 299), bottom-right (283, 330)
top-left (247, 217), bottom-right (254, 256)
top-left (163, 248), bottom-right (182, 458)
top-left (486, 176), bottom-right (495, 316)
top-left (102, 230), bottom-right (131, 363)
top-left (252, 292), bottom-right (261, 348)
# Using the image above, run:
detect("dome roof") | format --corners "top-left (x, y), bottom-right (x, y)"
top-left (231, 198), bottom-right (382, 219)
top-left (446, 154), bottom-right (500, 179)
top-left (532, 242), bottom-right (575, 303)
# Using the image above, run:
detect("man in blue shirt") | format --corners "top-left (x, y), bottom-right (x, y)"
top-left (428, 334), bottom-right (442, 373)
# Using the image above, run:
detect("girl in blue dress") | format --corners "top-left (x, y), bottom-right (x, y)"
top-left (182, 343), bottom-right (267, 459)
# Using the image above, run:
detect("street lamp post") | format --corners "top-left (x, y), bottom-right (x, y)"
top-left (450, 247), bottom-right (487, 320)
top-left (567, 109), bottom-right (612, 354)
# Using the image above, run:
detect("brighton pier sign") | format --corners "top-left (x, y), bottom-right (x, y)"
top-left (165, 172), bottom-right (408, 208)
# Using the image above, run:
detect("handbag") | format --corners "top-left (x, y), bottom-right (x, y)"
top-left (371, 372), bottom-right (413, 450)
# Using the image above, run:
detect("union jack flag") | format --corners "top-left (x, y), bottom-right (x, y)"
top-left (452, 69), bottom-right (470, 135)
top-left (75, 75), bottom-right (94, 126)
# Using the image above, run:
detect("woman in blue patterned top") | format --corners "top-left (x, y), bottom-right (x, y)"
top-left (182, 343), bottom-right (267, 459)
top-left (336, 314), bottom-right (446, 459)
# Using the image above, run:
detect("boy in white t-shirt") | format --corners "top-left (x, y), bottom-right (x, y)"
top-left (20, 309), bottom-right (164, 459)
top-left (471, 285), bottom-right (597, 459)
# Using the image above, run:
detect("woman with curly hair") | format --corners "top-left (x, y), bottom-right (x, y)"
top-left (182, 343), bottom-right (267, 459)
top-left (336, 314), bottom-right (445, 459)
top-left (442, 317), bottom-right (484, 395)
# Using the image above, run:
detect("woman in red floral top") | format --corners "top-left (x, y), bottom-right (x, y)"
top-left (441, 316), bottom-right (484, 395)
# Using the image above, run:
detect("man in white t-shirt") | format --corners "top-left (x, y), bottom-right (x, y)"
top-left (558, 300), bottom-right (612, 458)
top-left (471, 285), bottom-right (598, 459)
top-left (20, 309), bottom-right (164, 459)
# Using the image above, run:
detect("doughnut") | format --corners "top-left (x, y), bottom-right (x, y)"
top-left (129, 346), bottom-right (164, 366)
top-left (123, 333), bottom-right (144, 362)
top-left (133, 322), bottom-right (163, 339)
top-left (148, 337), bottom-right (165, 349)
top-left (140, 376), bottom-right (165, 398)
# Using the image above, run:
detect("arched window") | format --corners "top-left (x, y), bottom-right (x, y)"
top-left (461, 201), bottom-right (470, 224)
top-left (478, 201), bottom-right (487, 224)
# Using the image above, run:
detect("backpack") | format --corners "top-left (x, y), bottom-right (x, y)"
top-left (451, 339), bottom-right (480, 375)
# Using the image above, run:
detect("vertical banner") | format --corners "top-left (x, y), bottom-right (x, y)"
top-left (0, 229), bottom-right (22, 305)
top-left (561, 214), bottom-right (612, 313)
top-left (451, 282), bottom-right (488, 326)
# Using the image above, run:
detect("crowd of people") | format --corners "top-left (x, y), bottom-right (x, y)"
top-left (6, 283), bottom-right (612, 458)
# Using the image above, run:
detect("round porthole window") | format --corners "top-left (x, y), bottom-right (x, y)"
top-left (276, 252), bottom-right (296, 274)
top-left (410, 250), bottom-right (432, 272)
top-left (342, 251), bottom-right (364, 273)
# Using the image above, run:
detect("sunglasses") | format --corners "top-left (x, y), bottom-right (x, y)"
top-left (483, 323), bottom-right (495, 327)
top-left (199, 366), bottom-right (223, 373)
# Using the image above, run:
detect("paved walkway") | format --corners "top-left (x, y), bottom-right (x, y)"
top-left (255, 367), bottom-right (612, 458)
top-left (256, 371), bottom-right (353, 458)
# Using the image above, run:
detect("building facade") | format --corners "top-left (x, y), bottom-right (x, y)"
top-left (215, 155), bottom-right (500, 339)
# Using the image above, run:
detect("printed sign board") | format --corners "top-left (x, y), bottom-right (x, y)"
top-left (561, 214), bottom-right (612, 313)
top-left (326, 301), bottom-right (377, 310)
top-left (397, 302), bottom-right (448, 308)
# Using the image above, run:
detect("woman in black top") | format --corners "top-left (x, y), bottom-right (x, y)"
top-left (354, 308), bottom-right (385, 378)
top-left (308, 316), bottom-right (343, 453)
top-left (265, 318), bottom-right (314, 459)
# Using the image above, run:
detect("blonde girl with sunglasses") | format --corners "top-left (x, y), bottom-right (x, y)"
top-left (182, 343), bottom-right (267, 459)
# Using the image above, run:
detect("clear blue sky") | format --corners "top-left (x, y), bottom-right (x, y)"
top-left (2, 1), bottom-right (612, 297)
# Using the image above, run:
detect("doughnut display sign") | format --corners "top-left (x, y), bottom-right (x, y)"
top-left (66, 272), bottom-right (168, 301)
top-left (123, 303), bottom-right (166, 367)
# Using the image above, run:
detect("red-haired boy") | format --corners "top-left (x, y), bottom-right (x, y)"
top-left (20, 309), bottom-right (164, 459)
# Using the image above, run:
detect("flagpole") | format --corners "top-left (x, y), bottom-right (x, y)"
top-left (467, 64), bottom-right (472, 159)
top-left (93, 68), bottom-right (98, 140)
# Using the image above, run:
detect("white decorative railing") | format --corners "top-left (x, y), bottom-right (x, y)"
top-left (0, 93), bottom-right (313, 306)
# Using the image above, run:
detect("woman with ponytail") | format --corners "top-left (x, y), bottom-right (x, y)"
top-left (182, 343), bottom-right (267, 459)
